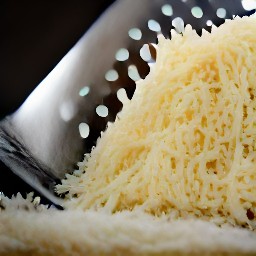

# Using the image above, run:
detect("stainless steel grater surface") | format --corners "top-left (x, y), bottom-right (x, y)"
top-left (0, 0), bottom-right (255, 205)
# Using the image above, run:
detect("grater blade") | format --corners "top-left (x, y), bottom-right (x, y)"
top-left (0, 0), bottom-right (254, 205)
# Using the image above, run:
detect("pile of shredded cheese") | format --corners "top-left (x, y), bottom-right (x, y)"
top-left (57, 16), bottom-right (256, 229)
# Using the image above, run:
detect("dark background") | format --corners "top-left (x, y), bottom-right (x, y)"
top-left (0, 0), bottom-right (114, 198)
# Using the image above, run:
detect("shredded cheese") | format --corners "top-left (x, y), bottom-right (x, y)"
top-left (57, 16), bottom-right (256, 229)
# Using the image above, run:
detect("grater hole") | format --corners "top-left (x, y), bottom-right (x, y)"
top-left (96, 105), bottom-right (109, 118)
top-left (79, 123), bottom-right (90, 138)
top-left (206, 20), bottom-right (213, 26)
top-left (79, 86), bottom-right (90, 97)
top-left (128, 28), bottom-right (142, 40)
top-left (242, 0), bottom-right (256, 10)
top-left (140, 44), bottom-right (152, 62)
top-left (161, 4), bottom-right (173, 17)
top-left (172, 17), bottom-right (185, 34)
top-left (148, 19), bottom-right (161, 32)
top-left (216, 8), bottom-right (227, 18)
top-left (59, 100), bottom-right (77, 122)
top-left (191, 6), bottom-right (204, 18)
top-left (115, 48), bottom-right (129, 62)
top-left (128, 65), bottom-right (141, 81)
top-left (105, 69), bottom-right (119, 82)
top-left (117, 88), bottom-right (128, 104)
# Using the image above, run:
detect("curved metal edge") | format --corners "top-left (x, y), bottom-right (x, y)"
top-left (0, 119), bottom-right (64, 207)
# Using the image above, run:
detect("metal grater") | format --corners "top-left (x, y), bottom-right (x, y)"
top-left (0, 0), bottom-right (255, 205)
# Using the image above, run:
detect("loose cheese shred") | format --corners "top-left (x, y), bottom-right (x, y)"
top-left (57, 16), bottom-right (256, 229)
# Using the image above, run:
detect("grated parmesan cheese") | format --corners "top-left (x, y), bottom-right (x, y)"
top-left (57, 16), bottom-right (256, 229)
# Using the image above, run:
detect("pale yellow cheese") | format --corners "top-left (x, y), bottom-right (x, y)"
top-left (57, 16), bottom-right (256, 229)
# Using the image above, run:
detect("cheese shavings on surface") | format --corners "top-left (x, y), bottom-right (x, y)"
top-left (57, 16), bottom-right (256, 229)
top-left (1, 193), bottom-right (256, 256)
